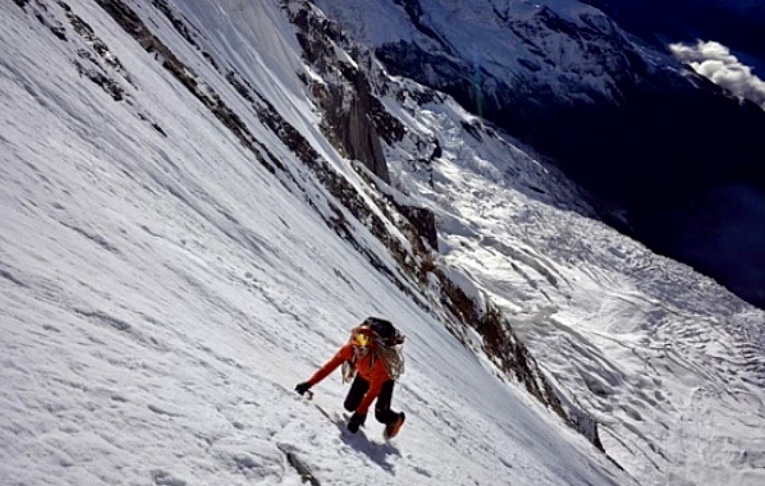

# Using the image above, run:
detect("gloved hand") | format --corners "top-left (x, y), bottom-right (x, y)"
top-left (347, 412), bottom-right (367, 433)
top-left (295, 382), bottom-right (311, 396)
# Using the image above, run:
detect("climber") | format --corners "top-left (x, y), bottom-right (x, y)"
top-left (295, 317), bottom-right (406, 439)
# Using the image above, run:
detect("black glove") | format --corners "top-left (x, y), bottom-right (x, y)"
top-left (347, 412), bottom-right (366, 433)
top-left (295, 382), bottom-right (311, 396)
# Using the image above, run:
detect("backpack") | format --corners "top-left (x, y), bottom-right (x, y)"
top-left (364, 317), bottom-right (405, 346)
top-left (341, 317), bottom-right (405, 383)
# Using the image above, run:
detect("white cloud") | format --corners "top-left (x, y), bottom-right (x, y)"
top-left (670, 40), bottom-right (765, 109)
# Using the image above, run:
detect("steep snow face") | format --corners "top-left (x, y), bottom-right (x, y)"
top-left (2, 1), bottom-right (764, 486)
top-left (0, 1), bottom-right (632, 486)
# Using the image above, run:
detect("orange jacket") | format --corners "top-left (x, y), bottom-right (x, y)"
top-left (307, 339), bottom-right (392, 415)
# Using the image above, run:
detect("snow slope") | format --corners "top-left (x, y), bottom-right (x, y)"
top-left (2, 1), bottom-right (765, 485)
top-left (1, 1), bottom-right (630, 485)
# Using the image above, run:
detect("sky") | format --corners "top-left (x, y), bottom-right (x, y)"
top-left (1, 1), bottom-right (764, 485)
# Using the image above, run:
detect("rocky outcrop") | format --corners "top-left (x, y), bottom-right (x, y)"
top-left (287, 1), bottom-right (442, 255)
top-left (333, 69), bottom-right (390, 183)
top-left (395, 204), bottom-right (437, 250)
top-left (287, 4), bottom-right (403, 183)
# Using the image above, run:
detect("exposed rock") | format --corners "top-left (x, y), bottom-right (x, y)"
top-left (278, 445), bottom-right (321, 486)
top-left (395, 203), bottom-right (437, 249)
top-left (344, 70), bottom-right (389, 182)
top-left (287, 3), bottom-right (404, 183)
top-left (438, 280), bottom-right (569, 423)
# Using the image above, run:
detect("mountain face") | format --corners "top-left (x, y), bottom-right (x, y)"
top-left (314, 0), bottom-right (765, 309)
top-left (3, 1), bottom-right (765, 485)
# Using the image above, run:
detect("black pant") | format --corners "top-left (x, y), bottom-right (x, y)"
top-left (344, 375), bottom-right (399, 424)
